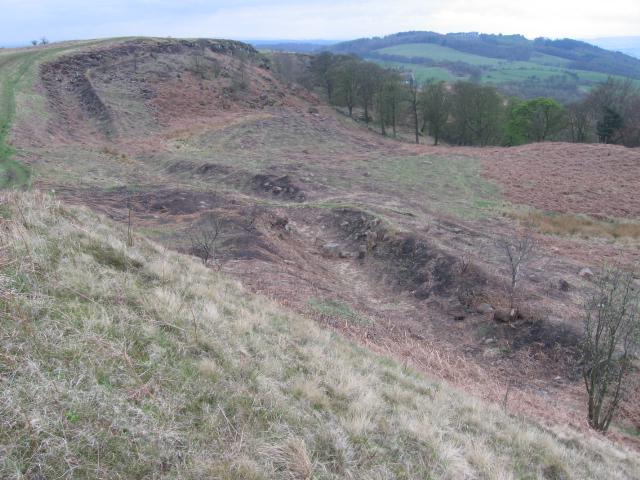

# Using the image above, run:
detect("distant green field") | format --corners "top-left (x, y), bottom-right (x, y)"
top-left (376, 60), bottom-right (459, 82)
top-left (528, 52), bottom-right (571, 67)
top-left (377, 43), bottom-right (503, 66)
top-left (370, 42), bottom-right (640, 93)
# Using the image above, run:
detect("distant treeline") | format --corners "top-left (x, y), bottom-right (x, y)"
top-left (327, 31), bottom-right (640, 80)
top-left (273, 52), bottom-right (640, 147)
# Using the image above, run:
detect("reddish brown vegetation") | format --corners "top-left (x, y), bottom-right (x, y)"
top-left (481, 142), bottom-right (640, 218)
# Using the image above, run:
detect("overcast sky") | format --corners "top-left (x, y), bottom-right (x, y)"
top-left (2, 0), bottom-right (639, 46)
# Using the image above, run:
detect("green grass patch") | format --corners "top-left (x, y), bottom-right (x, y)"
top-left (0, 53), bottom-right (34, 188)
top-left (308, 297), bottom-right (372, 326)
top-left (377, 43), bottom-right (504, 66)
top-left (369, 154), bottom-right (501, 218)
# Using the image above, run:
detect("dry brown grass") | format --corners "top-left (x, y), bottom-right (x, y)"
top-left (1, 193), bottom-right (639, 479)
top-left (507, 207), bottom-right (640, 240)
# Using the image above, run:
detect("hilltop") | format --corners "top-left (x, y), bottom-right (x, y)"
top-left (1, 37), bottom-right (640, 476)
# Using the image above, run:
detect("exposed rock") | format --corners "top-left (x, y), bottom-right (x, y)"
top-left (493, 309), bottom-right (516, 323)
top-left (476, 303), bottom-right (494, 314)
top-left (251, 174), bottom-right (306, 202)
top-left (271, 216), bottom-right (289, 231)
top-left (321, 242), bottom-right (341, 258)
top-left (307, 107), bottom-right (319, 114)
top-left (579, 267), bottom-right (594, 279)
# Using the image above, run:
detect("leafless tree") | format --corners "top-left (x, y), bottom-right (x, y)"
top-left (582, 267), bottom-right (640, 432)
top-left (408, 77), bottom-right (420, 144)
top-left (126, 196), bottom-right (134, 247)
top-left (189, 215), bottom-right (222, 267)
top-left (496, 232), bottom-right (537, 318)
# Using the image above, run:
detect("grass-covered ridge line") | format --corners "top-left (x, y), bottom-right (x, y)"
top-left (1, 191), bottom-right (639, 479)
top-left (0, 52), bottom-right (33, 188)
top-left (0, 41), bottom-right (104, 189)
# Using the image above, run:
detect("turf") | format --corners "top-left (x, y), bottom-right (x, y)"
top-left (368, 154), bottom-right (502, 218)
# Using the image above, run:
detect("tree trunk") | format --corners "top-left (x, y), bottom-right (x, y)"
top-left (413, 105), bottom-right (419, 144)
top-left (392, 102), bottom-right (397, 137)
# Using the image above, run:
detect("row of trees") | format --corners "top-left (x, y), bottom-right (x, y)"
top-left (306, 52), bottom-right (640, 148)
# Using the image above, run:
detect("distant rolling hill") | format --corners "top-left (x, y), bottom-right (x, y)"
top-left (325, 31), bottom-right (640, 101)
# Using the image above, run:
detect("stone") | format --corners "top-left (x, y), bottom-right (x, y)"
top-left (476, 303), bottom-right (494, 314)
top-left (579, 267), bottom-right (594, 279)
top-left (493, 309), bottom-right (515, 323)
top-left (559, 279), bottom-right (570, 291)
top-left (321, 242), bottom-right (341, 258)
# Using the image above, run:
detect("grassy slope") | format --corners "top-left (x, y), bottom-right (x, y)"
top-left (371, 43), bottom-right (634, 86)
top-left (1, 193), bottom-right (640, 479)
top-left (0, 42), bottom-right (104, 189)
top-left (377, 43), bottom-right (505, 66)
top-left (0, 51), bottom-right (34, 188)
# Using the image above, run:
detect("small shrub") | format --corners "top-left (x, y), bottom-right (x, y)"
top-left (582, 267), bottom-right (640, 432)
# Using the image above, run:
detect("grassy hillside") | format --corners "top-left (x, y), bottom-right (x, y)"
top-left (0, 41), bottom-right (101, 188)
top-left (2, 191), bottom-right (640, 478)
top-left (329, 31), bottom-right (640, 100)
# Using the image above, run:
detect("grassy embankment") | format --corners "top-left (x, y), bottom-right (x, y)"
top-left (1, 191), bottom-right (639, 478)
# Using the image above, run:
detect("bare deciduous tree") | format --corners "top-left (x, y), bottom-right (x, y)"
top-left (126, 196), bottom-right (134, 247)
top-left (496, 232), bottom-right (537, 319)
top-left (189, 215), bottom-right (222, 267)
top-left (582, 267), bottom-right (640, 432)
top-left (408, 77), bottom-right (420, 144)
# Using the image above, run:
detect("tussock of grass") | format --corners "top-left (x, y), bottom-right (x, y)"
top-left (308, 297), bottom-right (372, 326)
top-left (1, 192), bottom-right (639, 478)
top-left (507, 208), bottom-right (640, 240)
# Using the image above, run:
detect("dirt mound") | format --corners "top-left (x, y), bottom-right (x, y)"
top-left (482, 142), bottom-right (640, 217)
top-left (39, 38), bottom-right (291, 141)
top-left (167, 161), bottom-right (236, 178)
top-left (251, 174), bottom-right (306, 201)
top-left (328, 208), bottom-right (488, 302)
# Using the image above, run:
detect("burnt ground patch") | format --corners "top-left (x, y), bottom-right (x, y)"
top-left (167, 160), bottom-right (236, 179)
top-left (322, 207), bottom-right (584, 364)
top-left (328, 207), bottom-right (488, 302)
top-left (251, 174), bottom-right (306, 202)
